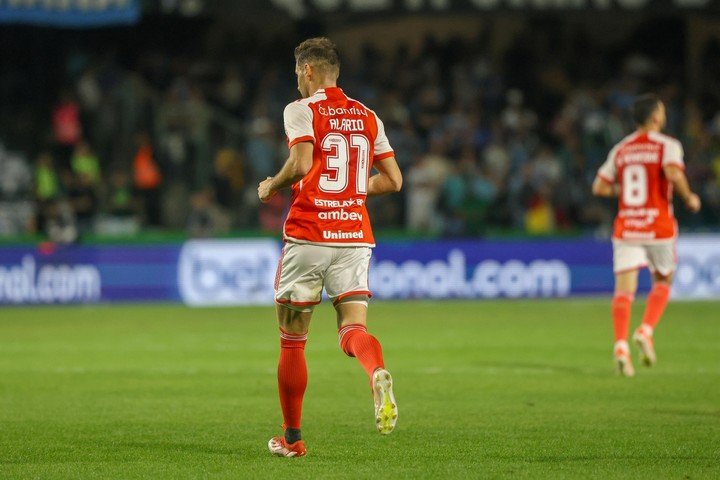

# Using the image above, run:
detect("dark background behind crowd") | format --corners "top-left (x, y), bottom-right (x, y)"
top-left (1, 7), bottom-right (720, 242)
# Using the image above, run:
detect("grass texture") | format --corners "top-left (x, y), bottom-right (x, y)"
top-left (1, 300), bottom-right (718, 479)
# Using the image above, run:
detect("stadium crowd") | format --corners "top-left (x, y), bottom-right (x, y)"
top-left (1, 26), bottom-right (720, 241)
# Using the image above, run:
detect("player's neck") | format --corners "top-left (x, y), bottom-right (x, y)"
top-left (308, 78), bottom-right (337, 96)
top-left (637, 124), bottom-right (661, 135)
top-left (311, 84), bottom-right (337, 95)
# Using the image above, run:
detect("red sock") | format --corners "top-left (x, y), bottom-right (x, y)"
top-left (642, 283), bottom-right (671, 331)
top-left (277, 329), bottom-right (307, 430)
top-left (338, 324), bottom-right (385, 378)
top-left (612, 292), bottom-right (634, 343)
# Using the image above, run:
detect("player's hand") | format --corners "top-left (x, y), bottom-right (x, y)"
top-left (684, 193), bottom-right (701, 213)
top-left (258, 177), bottom-right (277, 203)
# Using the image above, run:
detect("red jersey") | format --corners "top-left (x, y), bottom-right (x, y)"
top-left (282, 87), bottom-right (394, 247)
top-left (596, 131), bottom-right (685, 242)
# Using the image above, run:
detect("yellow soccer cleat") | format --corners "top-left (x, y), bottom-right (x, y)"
top-left (372, 368), bottom-right (398, 434)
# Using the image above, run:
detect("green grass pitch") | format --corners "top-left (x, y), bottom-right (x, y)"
top-left (1, 299), bottom-right (718, 479)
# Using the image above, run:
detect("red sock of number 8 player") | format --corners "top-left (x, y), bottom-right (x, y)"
top-left (612, 292), bottom-right (634, 343)
top-left (641, 283), bottom-right (670, 332)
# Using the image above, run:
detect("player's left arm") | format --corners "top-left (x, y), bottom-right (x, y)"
top-left (661, 139), bottom-right (701, 213)
top-left (258, 142), bottom-right (313, 203)
top-left (368, 156), bottom-right (402, 196)
top-left (664, 164), bottom-right (701, 213)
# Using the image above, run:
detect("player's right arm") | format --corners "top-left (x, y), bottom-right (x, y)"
top-left (592, 145), bottom-right (620, 198)
top-left (258, 142), bottom-right (313, 203)
top-left (592, 176), bottom-right (618, 198)
top-left (259, 102), bottom-right (315, 203)
top-left (368, 156), bottom-right (402, 196)
top-left (664, 164), bottom-right (701, 213)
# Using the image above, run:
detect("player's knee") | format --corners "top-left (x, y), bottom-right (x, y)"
top-left (334, 294), bottom-right (369, 309)
top-left (652, 272), bottom-right (673, 285)
top-left (276, 304), bottom-right (312, 334)
top-left (613, 291), bottom-right (635, 303)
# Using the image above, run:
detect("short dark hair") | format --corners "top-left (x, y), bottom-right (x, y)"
top-left (294, 37), bottom-right (340, 76)
top-left (631, 93), bottom-right (661, 126)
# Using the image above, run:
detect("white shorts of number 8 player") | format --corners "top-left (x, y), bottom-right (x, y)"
top-left (612, 240), bottom-right (677, 277)
top-left (274, 242), bottom-right (372, 312)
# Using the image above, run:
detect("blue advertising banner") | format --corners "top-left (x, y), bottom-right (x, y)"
top-left (0, 239), bottom-right (279, 306)
top-left (0, 236), bottom-right (717, 306)
top-left (369, 239), bottom-right (651, 300)
top-left (0, 244), bottom-right (180, 304)
top-left (0, 0), bottom-right (139, 27)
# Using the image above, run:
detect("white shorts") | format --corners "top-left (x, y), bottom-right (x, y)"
top-left (274, 242), bottom-right (372, 312)
top-left (612, 240), bottom-right (677, 276)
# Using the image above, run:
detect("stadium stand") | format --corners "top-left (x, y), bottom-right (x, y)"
top-left (1, 12), bottom-right (719, 241)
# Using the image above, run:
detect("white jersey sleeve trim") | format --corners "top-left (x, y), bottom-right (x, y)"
top-left (598, 143), bottom-right (620, 182)
top-left (372, 112), bottom-right (393, 158)
top-left (655, 134), bottom-right (684, 168)
top-left (284, 102), bottom-right (314, 146)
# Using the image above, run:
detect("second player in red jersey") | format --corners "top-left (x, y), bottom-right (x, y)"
top-left (597, 129), bottom-right (684, 242)
top-left (593, 93), bottom-right (701, 377)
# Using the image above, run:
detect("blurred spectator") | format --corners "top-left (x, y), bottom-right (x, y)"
top-left (158, 82), bottom-right (192, 182)
top-left (43, 198), bottom-right (78, 244)
top-left (71, 141), bottom-right (101, 185)
top-left (0, 143), bottom-right (35, 236)
top-left (107, 169), bottom-right (135, 217)
top-left (52, 90), bottom-right (83, 169)
top-left (212, 147), bottom-right (245, 226)
top-left (95, 169), bottom-right (140, 237)
top-left (406, 139), bottom-right (451, 233)
top-left (483, 139), bottom-right (511, 185)
top-left (245, 104), bottom-right (278, 181)
top-left (67, 170), bottom-right (98, 235)
top-left (35, 151), bottom-right (60, 203)
top-left (34, 151), bottom-right (61, 236)
top-left (501, 90), bottom-right (537, 133)
top-left (529, 145), bottom-right (563, 191)
top-left (133, 132), bottom-right (163, 227)
top-left (186, 187), bottom-right (231, 237)
top-left (525, 187), bottom-right (556, 235)
top-left (76, 66), bottom-right (102, 115)
top-left (217, 66), bottom-right (246, 115)
top-left (0, 143), bottom-right (33, 201)
top-left (186, 85), bottom-right (212, 185)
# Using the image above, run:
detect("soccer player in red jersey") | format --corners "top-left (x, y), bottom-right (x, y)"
top-left (257, 37), bottom-right (402, 457)
top-left (592, 94), bottom-right (701, 376)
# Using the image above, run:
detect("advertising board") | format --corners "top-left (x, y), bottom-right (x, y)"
top-left (177, 240), bottom-right (280, 306)
top-left (0, 236), bottom-right (716, 306)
